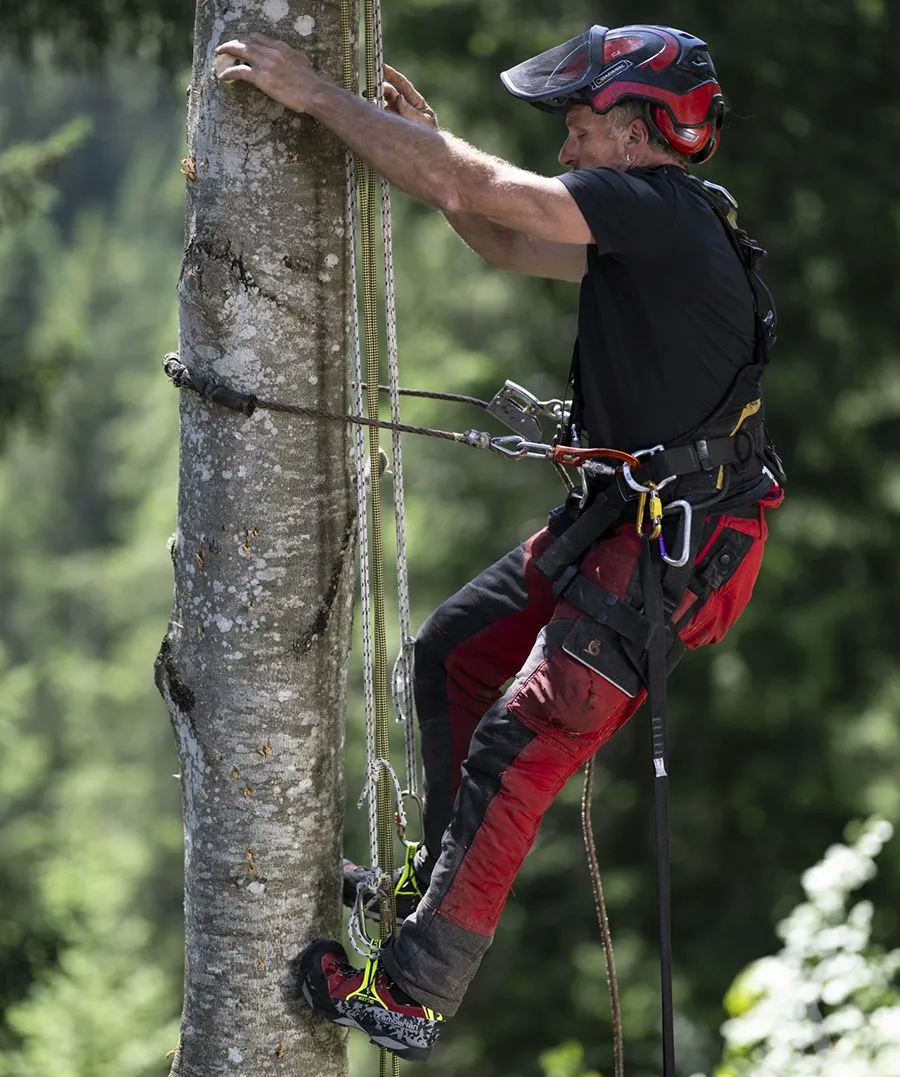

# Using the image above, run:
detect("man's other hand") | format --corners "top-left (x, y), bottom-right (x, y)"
top-left (215, 34), bottom-right (321, 114)
top-left (383, 64), bottom-right (438, 129)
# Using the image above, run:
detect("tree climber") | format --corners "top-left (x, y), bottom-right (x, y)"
top-left (215, 24), bottom-right (785, 1063)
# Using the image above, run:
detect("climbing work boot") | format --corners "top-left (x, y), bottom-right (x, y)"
top-left (342, 846), bottom-right (423, 923)
top-left (299, 939), bottom-right (443, 1062)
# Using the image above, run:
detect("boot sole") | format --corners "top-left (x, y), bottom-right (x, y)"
top-left (301, 980), bottom-right (433, 1062)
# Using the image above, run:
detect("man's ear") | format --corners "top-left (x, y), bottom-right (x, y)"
top-left (626, 118), bottom-right (651, 149)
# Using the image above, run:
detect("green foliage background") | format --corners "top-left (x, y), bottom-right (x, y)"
top-left (0, 2), bottom-right (898, 1076)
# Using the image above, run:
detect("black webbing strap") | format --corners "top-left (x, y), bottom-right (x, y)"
top-left (535, 491), bottom-right (627, 582)
top-left (641, 424), bottom-right (766, 485)
top-left (554, 570), bottom-right (656, 650)
top-left (640, 538), bottom-right (676, 1077)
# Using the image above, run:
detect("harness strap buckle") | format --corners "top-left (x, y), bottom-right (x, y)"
top-left (556, 572), bottom-right (657, 650)
top-left (694, 439), bottom-right (714, 471)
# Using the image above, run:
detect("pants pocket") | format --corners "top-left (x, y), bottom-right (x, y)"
top-left (507, 620), bottom-right (642, 753)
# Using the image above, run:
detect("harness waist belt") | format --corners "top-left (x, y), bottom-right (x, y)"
top-left (641, 424), bottom-right (767, 484)
top-left (537, 426), bottom-right (771, 583)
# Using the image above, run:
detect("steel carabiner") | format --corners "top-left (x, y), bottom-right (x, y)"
top-left (488, 435), bottom-right (550, 459)
top-left (658, 500), bottom-right (694, 567)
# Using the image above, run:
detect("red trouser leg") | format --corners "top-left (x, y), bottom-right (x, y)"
top-left (412, 526), bottom-right (559, 869)
top-left (385, 506), bottom-right (776, 1017)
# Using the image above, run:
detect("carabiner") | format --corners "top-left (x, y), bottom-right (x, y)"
top-left (620, 444), bottom-right (678, 494)
top-left (635, 489), bottom-right (648, 536)
top-left (551, 445), bottom-right (640, 470)
top-left (396, 789), bottom-right (424, 844)
top-left (635, 484), bottom-right (663, 539)
top-left (489, 435), bottom-right (550, 460)
top-left (658, 499), bottom-right (694, 567)
top-left (646, 482), bottom-right (663, 540)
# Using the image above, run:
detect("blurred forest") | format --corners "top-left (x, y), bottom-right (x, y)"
top-left (1, 1), bottom-right (899, 1076)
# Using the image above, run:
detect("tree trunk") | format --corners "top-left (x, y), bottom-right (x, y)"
top-left (156, 2), bottom-right (354, 1074)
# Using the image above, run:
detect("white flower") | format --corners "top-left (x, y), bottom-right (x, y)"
top-left (717, 818), bottom-right (899, 1077)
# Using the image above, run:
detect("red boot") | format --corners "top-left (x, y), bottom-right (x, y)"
top-left (299, 939), bottom-right (443, 1062)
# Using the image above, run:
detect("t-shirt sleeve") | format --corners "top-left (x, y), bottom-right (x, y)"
top-left (559, 168), bottom-right (674, 256)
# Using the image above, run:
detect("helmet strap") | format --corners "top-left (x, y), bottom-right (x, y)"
top-left (640, 102), bottom-right (675, 153)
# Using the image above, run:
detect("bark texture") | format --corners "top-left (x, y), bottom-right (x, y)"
top-left (156, 2), bottom-right (354, 1074)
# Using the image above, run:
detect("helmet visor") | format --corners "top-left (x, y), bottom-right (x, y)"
top-left (500, 26), bottom-right (608, 114)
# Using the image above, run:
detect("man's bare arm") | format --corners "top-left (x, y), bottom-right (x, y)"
top-left (381, 68), bottom-right (584, 281)
top-left (442, 211), bottom-right (585, 280)
top-left (215, 36), bottom-right (594, 248)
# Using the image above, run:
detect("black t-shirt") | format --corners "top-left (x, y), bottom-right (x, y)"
top-left (558, 164), bottom-right (755, 451)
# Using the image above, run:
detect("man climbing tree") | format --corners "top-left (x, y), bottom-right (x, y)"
top-left (155, 2), bottom-right (355, 1074)
top-left (215, 22), bottom-right (785, 1067)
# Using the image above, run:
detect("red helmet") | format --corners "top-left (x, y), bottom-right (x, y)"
top-left (500, 25), bottom-right (725, 163)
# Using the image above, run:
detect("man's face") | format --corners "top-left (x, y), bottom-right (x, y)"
top-left (558, 104), bottom-right (630, 171)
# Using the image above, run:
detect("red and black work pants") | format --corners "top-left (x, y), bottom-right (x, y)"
top-left (381, 491), bottom-right (781, 1016)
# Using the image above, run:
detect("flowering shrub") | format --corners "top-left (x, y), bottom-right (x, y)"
top-left (541, 820), bottom-right (899, 1077)
top-left (700, 817), bottom-right (900, 1077)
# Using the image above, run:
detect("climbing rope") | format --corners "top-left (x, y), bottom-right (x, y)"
top-left (343, 0), bottom-right (409, 1071)
top-left (367, 0), bottom-right (420, 826)
top-left (367, 384), bottom-right (495, 409)
top-left (581, 758), bottom-right (624, 1077)
top-left (339, 10), bottom-right (382, 934)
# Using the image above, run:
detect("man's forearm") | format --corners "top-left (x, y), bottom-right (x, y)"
top-left (442, 210), bottom-right (523, 266)
top-left (306, 81), bottom-right (506, 215)
top-left (442, 210), bottom-right (585, 282)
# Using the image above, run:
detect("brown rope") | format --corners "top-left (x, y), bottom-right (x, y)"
top-left (581, 757), bottom-right (624, 1077)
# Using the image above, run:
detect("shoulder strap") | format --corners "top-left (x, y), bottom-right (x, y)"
top-left (673, 170), bottom-right (777, 359)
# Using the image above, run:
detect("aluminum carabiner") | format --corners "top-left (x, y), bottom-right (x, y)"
top-left (489, 434), bottom-right (551, 459)
top-left (658, 499), bottom-right (694, 568)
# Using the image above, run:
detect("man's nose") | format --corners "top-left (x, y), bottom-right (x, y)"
top-left (559, 139), bottom-right (575, 167)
